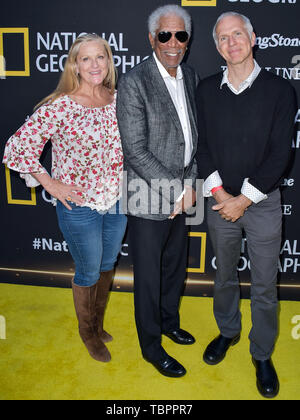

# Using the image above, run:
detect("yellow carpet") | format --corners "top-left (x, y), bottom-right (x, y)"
top-left (0, 283), bottom-right (299, 400)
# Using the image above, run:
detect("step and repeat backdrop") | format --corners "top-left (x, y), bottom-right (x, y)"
top-left (1, 0), bottom-right (299, 300)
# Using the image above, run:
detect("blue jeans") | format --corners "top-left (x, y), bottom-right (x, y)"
top-left (56, 200), bottom-right (127, 287)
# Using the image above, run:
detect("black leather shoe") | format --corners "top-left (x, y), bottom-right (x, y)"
top-left (150, 355), bottom-right (186, 378)
top-left (164, 328), bottom-right (195, 345)
top-left (252, 358), bottom-right (279, 398)
top-left (203, 334), bottom-right (240, 365)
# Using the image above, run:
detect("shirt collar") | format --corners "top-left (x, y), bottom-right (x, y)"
top-left (153, 52), bottom-right (183, 81)
top-left (220, 60), bottom-right (261, 92)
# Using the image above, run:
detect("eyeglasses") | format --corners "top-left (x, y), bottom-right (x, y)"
top-left (157, 31), bottom-right (189, 44)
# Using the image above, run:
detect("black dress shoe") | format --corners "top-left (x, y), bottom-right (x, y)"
top-left (150, 355), bottom-right (186, 378)
top-left (252, 358), bottom-right (279, 398)
top-left (203, 334), bottom-right (240, 365)
top-left (164, 329), bottom-right (195, 345)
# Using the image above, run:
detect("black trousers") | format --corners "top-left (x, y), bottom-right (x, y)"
top-left (128, 214), bottom-right (188, 362)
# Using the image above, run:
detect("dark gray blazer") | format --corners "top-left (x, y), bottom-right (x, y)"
top-left (117, 55), bottom-right (199, 220)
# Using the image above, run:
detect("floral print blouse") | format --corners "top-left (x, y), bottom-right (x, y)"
top-left (3, 94), bottom-right (123, 211)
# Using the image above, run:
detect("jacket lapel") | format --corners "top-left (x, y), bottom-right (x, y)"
top-left (146, 56), bottom-right (183, 134)
top-left (181, 65), bottom-right (198, 154)
top-left (146, 56), bottom-right (198, 154)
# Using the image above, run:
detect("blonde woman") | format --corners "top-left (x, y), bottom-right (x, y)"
top-left (3, 34), bottom-right (127, 363)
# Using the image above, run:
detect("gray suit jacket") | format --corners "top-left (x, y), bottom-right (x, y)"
top-left (117, 55), bottom-right (199, 220)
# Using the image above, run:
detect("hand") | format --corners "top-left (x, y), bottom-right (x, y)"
top-left (212, 194), bottom-right (252, 222)
top-left (213, 188), bottom-right (233, 204)
top-left (169, 186), bottom-right (196, 219)
top-left (45, 179), bottom-right (87, 210)
top-left (32, 173), bottom-right (86, 210)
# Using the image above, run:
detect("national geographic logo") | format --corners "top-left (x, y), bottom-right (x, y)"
top-left (182, 0), bottom-right (217, 6)
top-left (4, 165), bottom-right (36, 205)
top-left (187, 232), bottom-right (207, 273)
top-left (0, 28), bottom-right (30, 77)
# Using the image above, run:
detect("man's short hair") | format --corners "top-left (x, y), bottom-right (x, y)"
top-left (148, 4), bottom-right (192, 38)
top-left (212, 12), bottom-right (253, 46)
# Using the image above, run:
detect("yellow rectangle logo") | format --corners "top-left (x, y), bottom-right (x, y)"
top-left (0, 28), bottom-right (30, 76)
top-left (187, 232), bottom-right (207, 274)
top-left (182, 0), bottom-right (217, 6)
top-left (5, 166), bottom-right (36, 205)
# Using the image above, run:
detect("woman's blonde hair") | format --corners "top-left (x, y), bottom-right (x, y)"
top-left (35, 33), bottom-right (116, 109)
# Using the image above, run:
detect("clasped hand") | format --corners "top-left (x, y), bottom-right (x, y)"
top-left (212, 193), bottom-right (252, 223)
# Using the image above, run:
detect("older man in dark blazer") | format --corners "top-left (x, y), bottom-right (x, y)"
top-left (117, 4), bottom-right (199, 377)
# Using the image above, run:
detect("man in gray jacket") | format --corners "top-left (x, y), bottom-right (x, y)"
top-left (117, 4), bottom-right (199, 377)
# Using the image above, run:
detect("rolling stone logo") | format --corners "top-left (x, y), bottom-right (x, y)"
top-left (181, 0), bottom-right (297, 5)
top-left (256, 34), bottom-right (300, 49)
top-left (227, 0), bottom-right (296, 3)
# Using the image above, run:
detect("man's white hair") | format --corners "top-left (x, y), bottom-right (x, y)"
top-left (212, 12), bottom-right (253, 46)
top-left (148, 4), bottom-right (192, 38)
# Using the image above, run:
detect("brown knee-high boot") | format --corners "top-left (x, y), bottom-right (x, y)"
top-left (95, 269), bottom-right (114, 343)
top-left (72, 280), bottom-right (111, 362)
